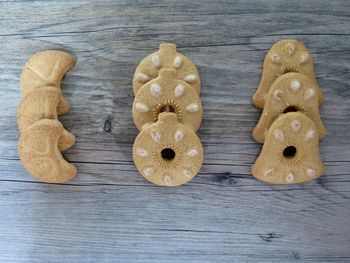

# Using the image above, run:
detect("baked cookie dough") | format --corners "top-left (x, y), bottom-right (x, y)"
top-left (17, 86), bottom-right (76, 151)
top-left (133, 112), bottom-right (203, 186)
top-left (18, 119), bottom-right (77, 183)
top-left (252, 112), bottom-right (324, 184)
top-left (253, 39), bottom-right (324, 109)
top-left (252, 72), bottom-right (325, 143)
top-left (132, 68), bottom-right (202, 131)
top-left (20, 50), bottom-right (75, 115)
top-left (133, 43), bottom-right (200, 96)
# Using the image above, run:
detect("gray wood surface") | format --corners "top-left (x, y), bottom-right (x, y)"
top-left (1, 0), bottom-right (350, 262)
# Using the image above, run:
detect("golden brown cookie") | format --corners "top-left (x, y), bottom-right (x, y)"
top-left (133, 43), bottom-right (200, 96)
top-left (252, 72), bottom-right (326, 143)
top-left (253, 39), bottom-right (324, 109)
top-left (18, 119), bottom-right (77, 183)
top-left (133, 112), bottom-right (203, 186)
top-left (252, 112), bottom-right (324, 184)
top-left (20, 50), bottom-right (76, 115)
top-left (132, 68), bottom-right (202, 131)
top-left (17, 86), bottom-right (76, 151)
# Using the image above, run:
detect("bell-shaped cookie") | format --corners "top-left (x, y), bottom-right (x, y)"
top-left (253, 39), bottom-right (324, 109)
top-left (252, 112), bottom-right (324, 184)
top-left (133, 43), bottom-right (200, 95)
top-left (252, 72), bottom-right (326, 143)
top-left (17, 86), bottom-right (76, 151)
top-left (133, 112), bottom-right (203, 186)
top-left (132, 68), bottom-right (202, 131)
top-left (20, 50), bottom-right (76, 115)
top-left (18, 119), bottom-right (77, 183)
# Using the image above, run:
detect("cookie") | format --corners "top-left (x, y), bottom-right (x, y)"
top-left (133, 112), bottom-right (203, 186)
top-left (20, 50), bottom-right (76, 115)
top-left (132, 68), bottom-right (202, 131)
top-left (17, 86), bottom-right (76, 151)
top-left (252, 39), bottom-right (324, 109)
top-left (133, 43), bottom-right (200, 96)
top-left (252, 112), bottom-right (324, 184)
top-left (252, 72), bottom-right (326, 143)
top-left (18, 119), bottom-right (77, 183)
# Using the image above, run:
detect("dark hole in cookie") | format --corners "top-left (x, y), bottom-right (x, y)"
top-left (160, 105), bottom-right (175, 113)
top-left (161, 148), bottom-right (176, 161)
top-left (283, 106), bottom-right (298, 114)
top-left (283, 146), bottom-right (297, 158)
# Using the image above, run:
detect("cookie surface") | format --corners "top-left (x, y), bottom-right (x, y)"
top-left (17, 86), bottom-right (76, 151)
top-left (252, 72), bottom-right (326, 143)
top-left (253, 39), bottom-right (324, 109)
top-left (133, 43), bottom-right (200, 96)
top-left (133, 112), bottom-right (203, 186)
top-left (252, 112), bottom-right (324, 184)
top-left (20, 50), bottom-right (75, 115)
top-left (18, 119), bottom-right (77, 183)
top-left (132, 68), bottom-right (202, 131)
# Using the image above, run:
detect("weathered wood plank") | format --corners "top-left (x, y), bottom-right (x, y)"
top-left (0, 0), bottom-right (350, 262)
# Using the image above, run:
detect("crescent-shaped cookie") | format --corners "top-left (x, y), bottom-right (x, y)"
top-left (17, 86), bottom-right (76, 151)
top-left (133, 112), bottom-right (203, 186)
top-left (18, 119), bottom-right (77, 183)
top-left (133, 43), bottom-right (200, 95)
top-left (132, 68), bottom-right (202, 131)
top-left (20, 50), bottom-right (75, 115)
top-left (252, 112), bottom-right (324, 184)
top-left (252, 39), bottom-right (324, 109)
top-left (252, 72), bottom-right (326, 143)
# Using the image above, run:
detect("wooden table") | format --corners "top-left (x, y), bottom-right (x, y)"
top-left (1, 1), bottom-right (349, 262)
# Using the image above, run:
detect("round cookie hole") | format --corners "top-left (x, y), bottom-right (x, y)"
top-left (283, 106), bottom-right (298, 114)
top-left (283, 146), bottom-right (297, 159)
top-left (161, 148), bottom-right (176, 161)
top-left (160, 105), bottom-right (175, 113)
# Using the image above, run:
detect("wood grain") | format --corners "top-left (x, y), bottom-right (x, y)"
top-left (0, 0), bottom-right (350, 262)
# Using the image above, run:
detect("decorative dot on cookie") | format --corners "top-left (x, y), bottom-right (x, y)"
top-left (306, 168), bottom-right (316, 177)
top-left (285, 172), bottom-right (295, 183)
top-left (150, 83), bottom-right (162, 97)
top-left (285, 42), bottom-right (295, 55)
top-left (174, 129), bottom-right (185, 142)
top-left (252, 72), bottom-right (326, 143)
top-left (305, 128), bottom-right (316, 141)
top-left (290, 79), bottom-right (301, 92)
top-left (133, 43), bottom-right (200, 96)
top-left (136, 147), bottom-right (148, 157)
top-left (173, 56), bottom-right (182, 68)
top-left (300, 53), bottom-right (310, 64)
top-left (271, 54), bottom-right (281, 64)
top-left (17, 86), bottom-right (76, 151)
top-left (252, 112), bottom-right (324, 184)
top-left (174, 84), bottom-right (185, 98)
top-left (264, 168), bottom-right (275, 177)
top-left (133, 112), bottom-right (203, 187)
top-left (291, 120), bottom-right (301, 132)
top-left (136, 73), bottom-right (150, 83)
top-left (135, 102), bottom-right (149, 113)
top-left (132, 68), bottom-right (202, 131)
top-left (252, 39), bottom-right (324, 109)
top-left (18, 119), bottom-right (77, 183)
top-left (151, 55), bottom-right (161, 68)
top-left (20, 50), bottom-right (76, 115)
